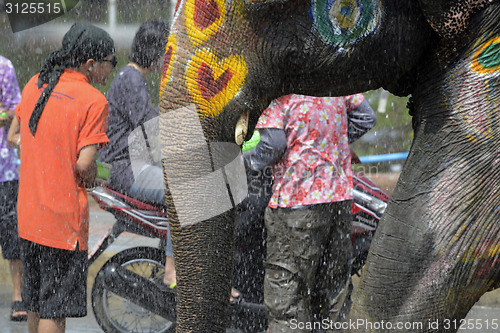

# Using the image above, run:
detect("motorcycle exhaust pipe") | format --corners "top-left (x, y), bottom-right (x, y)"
top-left (100, 263), bottom-right (176, 320)
top-left (100, 264), bottom-right (267, 324)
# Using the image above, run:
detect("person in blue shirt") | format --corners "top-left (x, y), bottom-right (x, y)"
top-left (99, 20), bottom-right (177, 289)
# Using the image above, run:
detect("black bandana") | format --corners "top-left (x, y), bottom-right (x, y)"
top-left (29, 22), bottom-right (115, 135)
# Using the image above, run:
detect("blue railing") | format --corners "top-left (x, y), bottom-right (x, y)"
top-left (358, 152), bottom-right (409, 164)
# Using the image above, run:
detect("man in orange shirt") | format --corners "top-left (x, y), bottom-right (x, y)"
top-left (8, 23), bottom-right (115, 333)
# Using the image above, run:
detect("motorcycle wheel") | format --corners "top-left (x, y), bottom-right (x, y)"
top-left (92, 246), bottom-right (175, 333)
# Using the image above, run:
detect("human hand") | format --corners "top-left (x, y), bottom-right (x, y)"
top-left (95, 177), bottom-right (111, 187)
top-left (0, 109), bottom-right (13, 127)
top-left (0, 107), bottom-right (7, 127)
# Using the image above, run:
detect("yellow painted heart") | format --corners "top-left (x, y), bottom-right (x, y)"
top-left (186, 49), bottom-right (247, 117)
top-left (185, 0), bottom-right (226, 47)
top-left (159, 34), bottom-right (178, 100)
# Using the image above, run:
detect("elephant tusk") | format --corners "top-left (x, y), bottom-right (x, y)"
top-left (235, 111), bottom-right (249, 145)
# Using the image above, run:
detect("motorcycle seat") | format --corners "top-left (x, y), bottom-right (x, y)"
top-left (93, 186), bottom-right (160, 211)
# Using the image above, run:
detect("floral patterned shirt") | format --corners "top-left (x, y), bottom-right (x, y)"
top-left (0, 56), bottom-right (21, 182)
top-left (256, 94), bottom-right (364, 208)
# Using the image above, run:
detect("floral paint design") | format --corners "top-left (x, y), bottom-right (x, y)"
top-left (159, 34), bottom-right (178, 100)
top-left (472, 36), bottom-right (500, 75)
top-left (448, 35), bottom-right (499, 143)
top-left (185, 0), bottom-right (226, 47)
top-left (186, 48), bottom-right (248, 117)
top-left (310, 0), bottom-right (382, 50)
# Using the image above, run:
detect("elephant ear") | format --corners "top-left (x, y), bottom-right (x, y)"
top-left (418, 0), bottom-right (492, 39)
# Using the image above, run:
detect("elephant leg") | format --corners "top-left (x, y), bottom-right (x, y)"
top-left (350, 144), bottom-right (499, 332)
top-left (350, 107), bottom-right (499, 332)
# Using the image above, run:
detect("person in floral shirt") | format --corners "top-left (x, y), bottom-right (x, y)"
top-left (244, 93), bottom-right (375, 332)
top-left (0, 55), bottom-right (26, 321)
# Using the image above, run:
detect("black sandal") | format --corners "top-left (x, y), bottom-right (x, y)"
top-left (10, 300), bottom-right (27, 322)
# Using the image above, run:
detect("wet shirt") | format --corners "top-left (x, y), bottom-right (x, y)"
top-left (15, 69), bottom-right (109, 251)
top-left (99, 65), bottom-right (158, 193)
top-left (256, 94), bottom-right (364, 208)
top-left (0, 56), bottom-right (21, 182)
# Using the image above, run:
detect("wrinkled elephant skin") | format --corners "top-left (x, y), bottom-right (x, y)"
top-left (159, 0), bottom-right (499, 331)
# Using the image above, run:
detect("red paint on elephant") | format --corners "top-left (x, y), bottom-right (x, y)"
top-left (174, 0), bottom-right (181, 15)
top-left (194, 0), bottom-right (221, 31)
top-left (197, 62), bottom-right (234, 100)
top-left (162, 45), bottom-right (174, 79)
top-left (159, 34), bottom-right (178, 99)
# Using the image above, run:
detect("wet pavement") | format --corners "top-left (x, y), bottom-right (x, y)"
top-left (0, 287), bottom-right (103, 332)
top-left (1, 206), bottom-right (499, 332)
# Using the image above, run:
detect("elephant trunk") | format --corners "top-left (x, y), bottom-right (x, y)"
top-left (160, 106), bottom-right (248, 332)
top-left (169, 210), bottom-right (235, 332)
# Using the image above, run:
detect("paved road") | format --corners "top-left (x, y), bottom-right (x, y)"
top-left (0, 288), bottom-right (103, 332)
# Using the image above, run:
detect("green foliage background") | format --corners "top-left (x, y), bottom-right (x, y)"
top-left (351, 90), bottom-right (413, 156)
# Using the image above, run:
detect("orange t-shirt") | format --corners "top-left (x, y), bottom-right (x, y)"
top-left (15, 69), bottom-right (109, 251)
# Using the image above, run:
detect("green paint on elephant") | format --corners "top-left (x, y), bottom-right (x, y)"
top-left (478, 41), bottom-right (500, 69)
top-left (472, 36), bottom-right (500, 74)
top-left (310, 0), bottom-right (382, 49)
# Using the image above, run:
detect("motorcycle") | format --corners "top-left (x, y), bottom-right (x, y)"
top-left (87, 185), bottom-right (173, 333)
top-left (88, 166), bottom-right (389, 333)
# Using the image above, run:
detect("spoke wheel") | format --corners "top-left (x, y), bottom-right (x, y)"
top-left (92, 247), bottom-right (174, 333)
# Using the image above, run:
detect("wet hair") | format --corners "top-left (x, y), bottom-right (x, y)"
top-left (29, 22), bottom-right (115, 135)
top-left (129, 20), bottom-right (170, 68)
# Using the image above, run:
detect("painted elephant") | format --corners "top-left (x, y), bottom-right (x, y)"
top-left (158, 0), bottom-right (499, 331)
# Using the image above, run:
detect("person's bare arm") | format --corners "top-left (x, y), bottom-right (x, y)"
top-left (77, 145), bottom-right (98, 187)
top-left (7, 116), bottom-right (21, 148)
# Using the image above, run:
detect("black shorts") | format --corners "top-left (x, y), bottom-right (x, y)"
top-left (21, 239), bottom-right (88, 318)
top-left (0, 180), bottom-right (20, 260)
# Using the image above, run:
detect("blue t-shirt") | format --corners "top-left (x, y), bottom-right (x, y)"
top-left (99, 65), bottom-right (158, 193)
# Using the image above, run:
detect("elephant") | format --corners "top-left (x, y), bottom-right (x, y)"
top-left (158, 0), bottom-right (499, 331)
